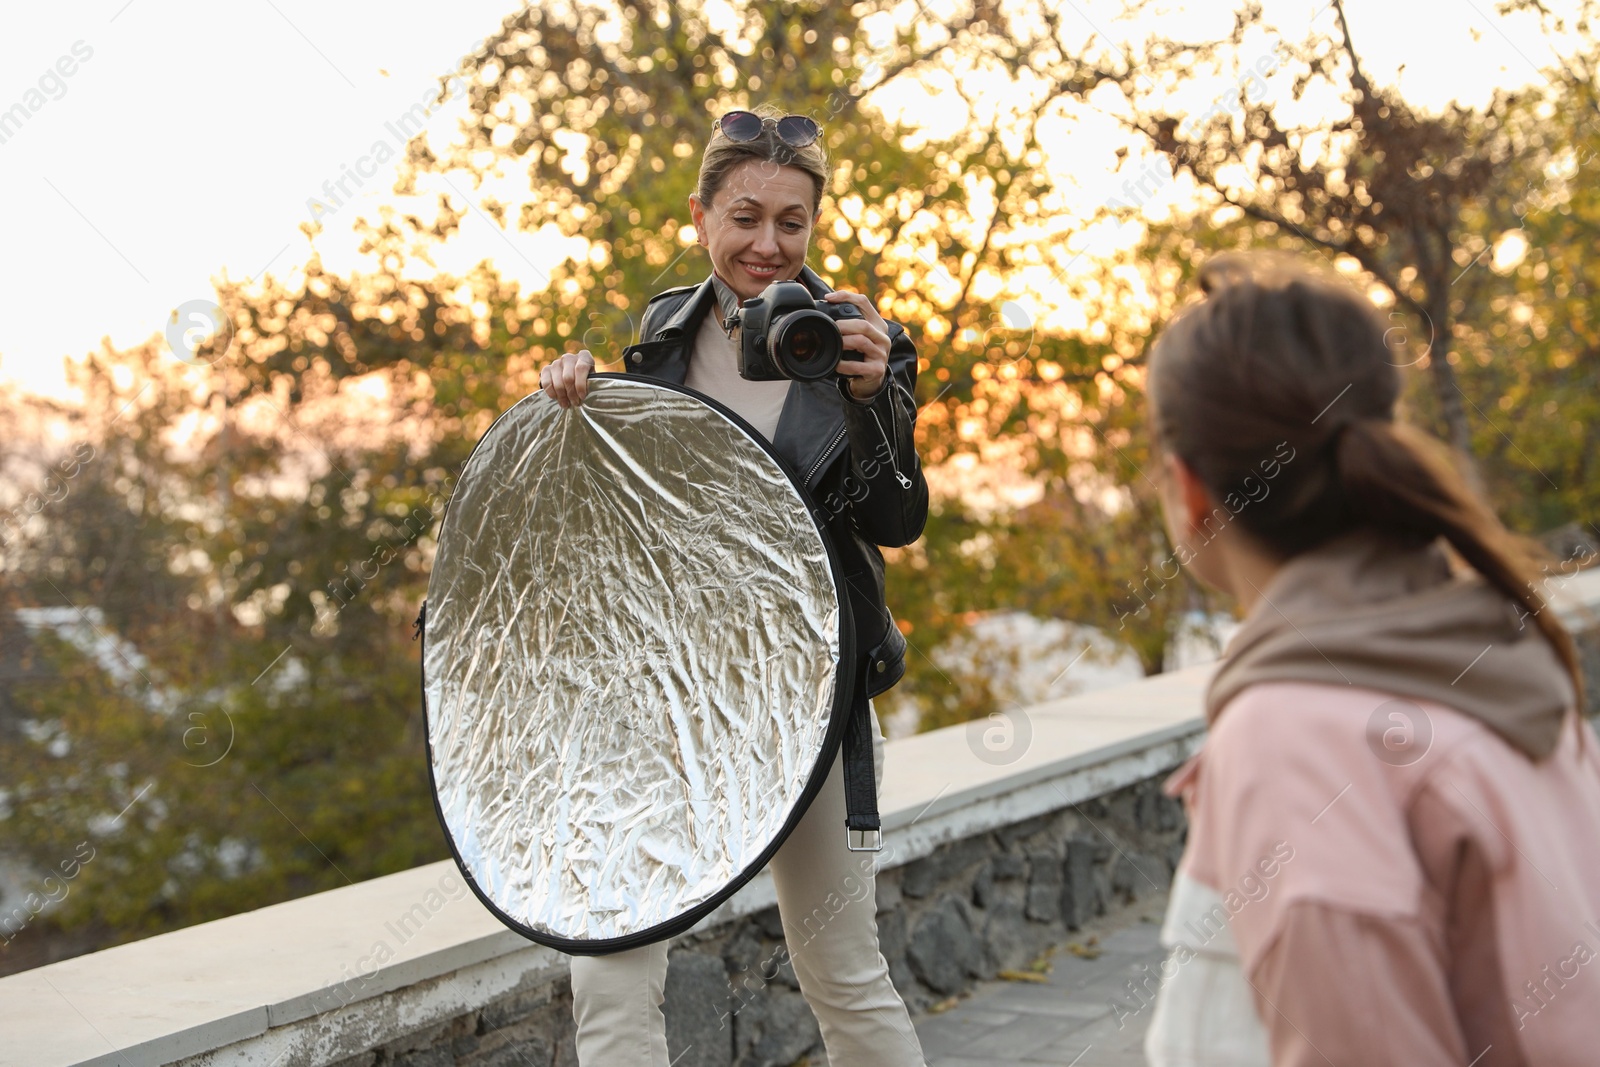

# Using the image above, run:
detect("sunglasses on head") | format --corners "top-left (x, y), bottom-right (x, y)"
top-left (714, 109), bottom-right (821, 149)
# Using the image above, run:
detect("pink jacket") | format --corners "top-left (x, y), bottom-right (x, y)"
top-left (1145, 533), bottom-right (1600, 1066)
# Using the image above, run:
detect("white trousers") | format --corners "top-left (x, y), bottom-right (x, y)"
top-left (569, 702), bottom-right (925, 1067)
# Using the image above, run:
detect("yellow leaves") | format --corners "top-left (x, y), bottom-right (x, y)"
top-left (1067, 936), bottom-right (1101, 959)
top-left (997, 969), bottom-right (1050, 983)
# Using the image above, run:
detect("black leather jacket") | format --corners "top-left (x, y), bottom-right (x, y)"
top-left (619, 266), bottom-right (928, 699)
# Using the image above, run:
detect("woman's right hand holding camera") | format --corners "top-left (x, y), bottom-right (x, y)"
top-left (540, 350), bottom-right (596, 408)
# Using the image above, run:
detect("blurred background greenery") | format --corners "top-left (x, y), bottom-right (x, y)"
top-left (2, 0), bottom-right (1596, 972)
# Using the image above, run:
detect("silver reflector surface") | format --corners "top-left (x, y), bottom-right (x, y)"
top-left (423, 376), bottom-right (851, 952)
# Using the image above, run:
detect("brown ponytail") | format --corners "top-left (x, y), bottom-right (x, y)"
top-left (1339, 419), bottom-right (1582, 697)
top-left (1149, 251), bottom-right (1582, 703)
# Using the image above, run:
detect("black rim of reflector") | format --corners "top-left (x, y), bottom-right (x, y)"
top-left (418, 372), bottom-right (858, 955)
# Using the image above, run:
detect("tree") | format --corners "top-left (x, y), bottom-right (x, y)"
top-left (1018, 0), bottom-right (1519, 468)
top-left (1454, 0), bottom-right (1600, 535)
top-left (0, 330), bottom-right (455, 971)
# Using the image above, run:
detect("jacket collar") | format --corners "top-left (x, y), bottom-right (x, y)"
top-left (709, 272), bottom-right (743, 324)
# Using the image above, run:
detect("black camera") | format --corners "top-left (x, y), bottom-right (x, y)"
top-left (726, 280), bottom-right (863, 382)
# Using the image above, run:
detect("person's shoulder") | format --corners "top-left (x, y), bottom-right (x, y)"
top-left (1210, 682), bottom-right (1374, 755)
top-left (1203, 680), bottom-right (1466, 820)
top-left (638, 282), bottom-right (701, 340)
top-left (646, 281), bottom-right (698, 306)
top-left (1200, 682), bottom-right (1385, 802)
top-left (643, 281), bottom-right (702, 320)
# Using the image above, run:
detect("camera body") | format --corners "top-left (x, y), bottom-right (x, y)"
top-left (727, 280), bottom-right (863, 382)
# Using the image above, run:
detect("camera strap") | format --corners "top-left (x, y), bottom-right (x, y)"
top-left (840, 663), bottom-right (882, 848)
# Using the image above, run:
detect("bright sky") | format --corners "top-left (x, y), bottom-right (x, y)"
top-left (0, 0), bottom-right (1575, 401)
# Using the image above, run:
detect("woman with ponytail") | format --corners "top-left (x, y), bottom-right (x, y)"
top-left (1139, 252), bottom-right (1600, 1066)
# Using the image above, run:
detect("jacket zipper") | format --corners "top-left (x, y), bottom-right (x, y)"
top-left (805, 425), bottom-right (848, 485)
top-left (871, 386), bottom-right (913, 488)
top-left (811, 384), bottom-right (914, 489)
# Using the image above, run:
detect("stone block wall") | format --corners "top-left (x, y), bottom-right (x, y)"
top-left (329, 984), bottom-right (579, 1067)
top-left (323, 774), bottom-right (1187, 1067)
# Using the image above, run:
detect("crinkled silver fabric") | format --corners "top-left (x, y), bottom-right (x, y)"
top-left (424, 378), bottom-right (844, 944)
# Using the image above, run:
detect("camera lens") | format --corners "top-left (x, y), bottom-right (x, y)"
top-left (771, 311), bottom-right (842, 381)
top-left (790, 324), bottom-right (821, 360)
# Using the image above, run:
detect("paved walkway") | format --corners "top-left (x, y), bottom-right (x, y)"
top-left (912, 894), bottom-right (1168, 1067)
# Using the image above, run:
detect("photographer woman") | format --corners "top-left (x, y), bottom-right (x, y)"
top-left (540, 105), bottom-right (929, 1066)
top-left (1141, 251), bottom-right (1600, 1065)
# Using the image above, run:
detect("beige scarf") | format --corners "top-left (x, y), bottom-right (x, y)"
top-left (1206, 529), bottom-right (1576, 759)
